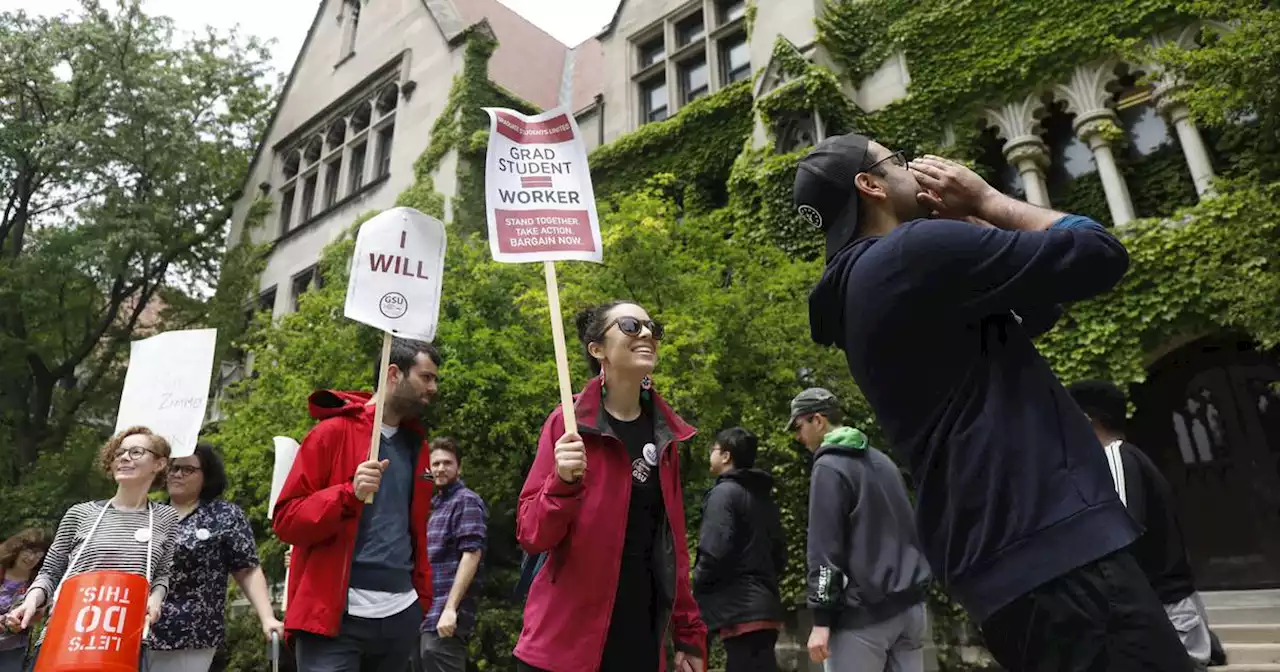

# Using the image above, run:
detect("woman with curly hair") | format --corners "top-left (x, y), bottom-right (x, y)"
top-left (0, 529), bottom-right (50, 671)
top-left (514, 300), bottom-right (707, 672)
top-left (3, 426), bottom-right (179, 668)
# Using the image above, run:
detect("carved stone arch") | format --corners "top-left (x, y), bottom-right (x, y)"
top-left (303, 135), bottom-right (324, 166)
top-left (774, 111), bottom-right (820, 153)
top-left (376, 82), bottom-right (399, 117)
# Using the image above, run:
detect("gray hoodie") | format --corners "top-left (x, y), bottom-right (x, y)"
top-left (806, 430), bottom-right (931, 629)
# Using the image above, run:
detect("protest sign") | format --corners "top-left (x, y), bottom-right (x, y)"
top-left (114, 328), bottom-right (217, 458)
top-left (483, 107), bottom-right (603, 264)
top-left (269, 436), bottom-right (300, 610)
top-left (343, 207), bottom-right (446, 500)
top-left (483, 106), bottom-right (602, 439)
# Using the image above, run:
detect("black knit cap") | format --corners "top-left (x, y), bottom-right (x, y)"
top-left (793, 133), bottom-right (874, 263)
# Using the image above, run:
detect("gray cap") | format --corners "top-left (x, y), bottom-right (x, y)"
top-left (786, 387), bottom-right (840, 431)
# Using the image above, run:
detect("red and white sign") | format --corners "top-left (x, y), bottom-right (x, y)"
top-left (483, 106), bottom-right (603, 264)
top-left (343, 207), bottom-right (447, 341)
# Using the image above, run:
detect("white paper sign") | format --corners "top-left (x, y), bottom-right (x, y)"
top-left (483, 106), bottom-right (603, 264)
top-left (343, 207), bottom-right (446, 340)
top-left (114, 328), bottom-right (217, 458)
top-left (268, 436), bottom-right (300, 520)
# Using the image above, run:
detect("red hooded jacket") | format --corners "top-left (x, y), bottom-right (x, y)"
top-left (272, 390), bottom-right (434, 639)
top-left (514, 377), bottom-right (708, 671)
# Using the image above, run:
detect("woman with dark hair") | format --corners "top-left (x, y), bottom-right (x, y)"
top-left (0, 529), bottom-right (50, 671)
top-left (514, 300), bottom-right (707, 672)
top-left (147, 443), bottom-right (283, 672)
top-left (4, 426), bottom-right (178, 668)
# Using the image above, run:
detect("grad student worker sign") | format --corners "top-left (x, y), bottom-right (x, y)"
top-left (483, 106), bottom-right (603, 264)
top-left (114, 328), bottom-right (217, 458)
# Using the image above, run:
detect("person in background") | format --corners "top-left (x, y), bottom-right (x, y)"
top-left (4, 426), bottom-right (178, 668)
top-left (273, 338), bottom-right (440, 672)
top-left (418, 437), bottom-right (488, 672)
top-left (693, 427), bottom-right (786, 672)
top-left (0, 529), bottom-right (50, 671)
top-left (1068, 380), bottom-right (1215, 671)
top-left (148, 442), bottom-right (284, 672)
top-left (788, 388), bottom-right (932, 672)
top-left (796, 133), bottom-right (1189, 670)
top-left (514, 300), bottom-right (707, 672)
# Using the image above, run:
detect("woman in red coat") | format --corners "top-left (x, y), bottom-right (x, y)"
top-left (514, 300), bottom-right (707, 672)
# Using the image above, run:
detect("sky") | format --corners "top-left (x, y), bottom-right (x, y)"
top-left (0, 0), bottom-right (620, 77)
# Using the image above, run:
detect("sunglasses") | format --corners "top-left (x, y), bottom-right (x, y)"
top-left (169, 465), bottom-right (202, 477)
top-left (865, 150), bottom-right (908, 174)
top-left (606, 316), bottom-right (665, 341)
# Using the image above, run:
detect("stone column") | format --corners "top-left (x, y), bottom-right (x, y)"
top-left (984, 94), bottom-right (1052, 208)
top-left (1055, 62), bottom-right (1136, 225)
top-left (1147, 26), bottom-right (1217, 198)
top-left (1154, 84), bottom-right (1216, 197)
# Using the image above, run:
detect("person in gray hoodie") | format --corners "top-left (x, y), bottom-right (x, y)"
top-left (788, 388), bottom-right (931, 672)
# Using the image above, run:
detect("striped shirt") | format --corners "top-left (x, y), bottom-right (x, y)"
top-left (31, 500), bottom-right (178, 644)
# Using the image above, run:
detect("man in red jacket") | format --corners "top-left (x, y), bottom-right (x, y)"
top-left (273, 338), bottom-right (440, 672)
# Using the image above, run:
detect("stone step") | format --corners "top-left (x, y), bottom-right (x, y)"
top-left (1225, 644), bottom-right (1280, 666)
top-left (1214, 665), bottom-right (1280, 671)
top-left (1202, 590), bottom-right (1280, 609)
top-left (1216, 624), bottom-right (1280, 645)
top-left (1208, 605), bottom-right (1280, 625)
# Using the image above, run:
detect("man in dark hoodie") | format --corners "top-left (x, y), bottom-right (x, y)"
top-left (1068, 380), bottom-right (1214, 671)
top-left (789, 387), bottom-right (931, 671)
top-left (794, 133), bottom-right (1189, 670)
top-left (273, 338), bottom-right (440, 672)
top-left (693, 427), bottom-right (787, 672)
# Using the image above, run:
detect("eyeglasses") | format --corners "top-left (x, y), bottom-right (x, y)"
top-left (865, 150), bottom-right (908, 174)
top-left (113, 446), bottom-right (158, 462)
top-left (168, 465), bottom-right (202, 477)
top-left (606, 316), bottom-right (665, 341)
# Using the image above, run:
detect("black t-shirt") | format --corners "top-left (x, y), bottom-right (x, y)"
top-left (599, 407), bottom-right (665, 671)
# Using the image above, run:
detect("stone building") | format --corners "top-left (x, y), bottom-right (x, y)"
top-left (222, 1), bottom-right (1279, 668)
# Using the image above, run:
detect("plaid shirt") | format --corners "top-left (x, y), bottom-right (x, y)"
top-left (424, 480), bottom-right (488, 638)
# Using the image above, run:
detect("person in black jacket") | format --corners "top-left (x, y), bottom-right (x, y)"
top-left (789, 388), bottom-right (931, 671)
top-left (1068, 380), bottom-right (1215, 671)
top-left (693, 427), bottom-right (786, 672)
top-left (794, 134), bottom-right (1189, 671)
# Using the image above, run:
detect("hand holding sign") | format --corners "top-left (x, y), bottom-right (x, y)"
top-left (344, 207), bottom-right (446, 502)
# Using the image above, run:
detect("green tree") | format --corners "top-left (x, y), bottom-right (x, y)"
top-left (0, 0), bottom-right (274, 504)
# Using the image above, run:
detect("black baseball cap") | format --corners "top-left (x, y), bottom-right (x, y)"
top-left (793, 133), bottom-right (874, 263)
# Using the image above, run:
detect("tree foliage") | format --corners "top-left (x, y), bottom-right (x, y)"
top-left (0, 0), bottom-right (274, 502)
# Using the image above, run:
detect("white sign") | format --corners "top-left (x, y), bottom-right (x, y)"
top-left (483, 106), bottom-right (603, 264)
top-left (114, 329), bottom-right (217, 458)
top-left (343, 207), bottom-right (447, 340)
top-left (268, 436), bottom-right (300, 520)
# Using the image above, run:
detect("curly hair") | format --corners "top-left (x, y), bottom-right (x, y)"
top-left (99, 426), bottom-right (173, 488)
top-left (0, 528), bottom-right (51, 572)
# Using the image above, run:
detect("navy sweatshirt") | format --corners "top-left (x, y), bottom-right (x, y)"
top-left (809, 215), bottom-right (1141, 621)
top-left (349, 426), bottom-right (417, 593)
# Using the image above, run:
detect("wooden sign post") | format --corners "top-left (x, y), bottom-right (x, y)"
top-left (482, 106), bottom-right (604, 448)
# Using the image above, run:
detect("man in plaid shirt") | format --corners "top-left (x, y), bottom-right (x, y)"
top-left (418, 437), bottom-right (488, 672)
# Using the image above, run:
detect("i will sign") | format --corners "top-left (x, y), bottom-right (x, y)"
top-left (343, 207), bottom-right (447, 342)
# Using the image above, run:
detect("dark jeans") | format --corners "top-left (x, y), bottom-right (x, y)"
top-left (981, 550), bottom-right (1194, 672)
top-left (0, 647), bottom-right (26, 672)
top-left (294, 603), bottom-right (422, 672)
top-left (723, 629), bottom-right (779, 672)
top-left (415, 632), bottom-right (467, 672)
